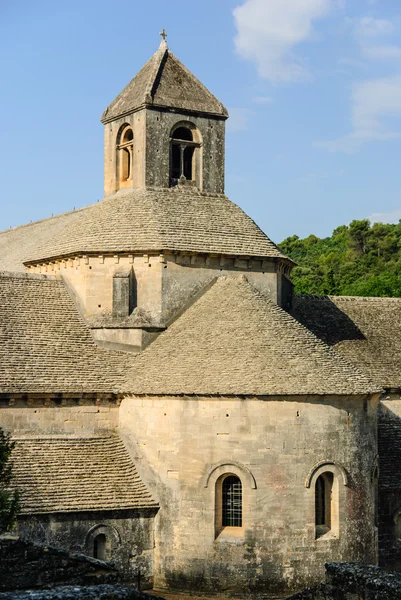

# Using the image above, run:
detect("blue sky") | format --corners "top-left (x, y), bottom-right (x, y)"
top-left (1, 0), bottom-right (401, 243)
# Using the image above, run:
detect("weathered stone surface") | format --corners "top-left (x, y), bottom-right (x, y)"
top-left (286, 563), bottom-right (401, 599)
top-left (119, 393), bottom-right (378, 595)
top-left (0, 586), bottom-right (160, 599)
top-left (0, 538), bottom-right (118, 591)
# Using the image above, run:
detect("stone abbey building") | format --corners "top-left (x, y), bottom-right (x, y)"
top-left (1, 37), bottom-right (401, 597)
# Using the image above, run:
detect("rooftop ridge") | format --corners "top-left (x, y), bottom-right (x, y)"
top-left (147, 45), bottom-right (168, 101)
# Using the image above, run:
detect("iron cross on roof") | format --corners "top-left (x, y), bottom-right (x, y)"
top-left (160, 28), bottom-right (168, 41)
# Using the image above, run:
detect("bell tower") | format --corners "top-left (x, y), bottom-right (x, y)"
top-left (101, 34), bottom-right (228, 196)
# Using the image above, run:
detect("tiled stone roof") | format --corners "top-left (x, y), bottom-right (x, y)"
top-left (101, 41), bottom-right (228, 122)
top-left (124, 276), bottom-right (376, 396)
top-left (0, 272), bottom-right (128, 393)
top-left (2, 188), bottom-right (287, 266)
top-left (0, 210), bottom-right (83, 273)
top-left (292, 295), bottom-right (401, 389)
top-left (11, 437), bottom-right (158, 513)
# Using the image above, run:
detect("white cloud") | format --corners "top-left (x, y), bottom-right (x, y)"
top-left (252, 96), bottom-right (273, 104)
top-left (227, 108), bottom-right (251, 132)
top-left (354, 16), bottom-right (394, 37)
top-left (349, 16), bottom-right (401, 63)
top-left (368, 208), bottom-right (401, 224)
top-left (361, 44), bottom-right (401, 60)
top-left (316, 74), bottom-right (401, 152)
top-left (233, 0), bottom-right (335, 83)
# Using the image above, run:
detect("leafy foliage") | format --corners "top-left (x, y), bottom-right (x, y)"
top-left (0, 428), bottom-right (19, 533)
top-left (279, 220), bottom-right (401, 297)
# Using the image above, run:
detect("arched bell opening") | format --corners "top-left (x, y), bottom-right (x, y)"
top-left (116, 124), bottom-right (134, 189)
top-left (170, 122), bottom-right (202, 189)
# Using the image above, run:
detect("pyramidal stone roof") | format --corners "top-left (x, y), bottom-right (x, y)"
top-left (292, 294), bottom-right (401, 389)
top-left (101, 40), bottom-right (228, 123)
top-left (11, 437), bottom-right (158, 514)
top-left (123, 276), bottom-right (378, 396)
top-left (0, 188), bottom-right (288, 268)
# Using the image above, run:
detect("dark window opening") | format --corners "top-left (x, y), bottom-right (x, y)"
top-left (315, 473), bottom-right (333, 536)
top-left (123, 128), bottom-right (133, 143)
top-left (93, 533), bottom-right (107, 561)
top-left (222, 475), bottom-right (242, 527)
top-left (173, 127), bottom-right (193, 141)
top-left (170, 125), bottom-right (199, 186)
top-left (171, 144), bottom-right (181, 179)
top-left (183, 146), bottom-right (194, 180)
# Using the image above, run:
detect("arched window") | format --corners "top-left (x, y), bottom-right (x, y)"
top-left (215, 473), bottom-right (243, 538)
top-left (117, 125), bottom-right (134, 188)
top-left (170, 124), bottom-right (201, 187)
top-left (222, 475), bottom-right (242, 527)
top-left (306, 460), bottom-right (347, 541)
top-left (315, 473), bottom-right (333, 535)
top-left (93, 533), bottom-right (107, 561)
top-left (85, 524), bottom-right (120, 562)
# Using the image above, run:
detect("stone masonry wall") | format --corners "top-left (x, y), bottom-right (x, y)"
top-left (0, 398), bottom-right (118, 436)
top-left (144, 108), bottom-right (225, 193)
top-left (119, 394), bottom-right (378, 597)
top-left (104, 110), bottom-right (146, 196)
top-left (17, 510), bottom-right (155, 587)
top-left (28, 254), bottom-right (285, 327)
top-left (0, 537), bottom-right (119, 591)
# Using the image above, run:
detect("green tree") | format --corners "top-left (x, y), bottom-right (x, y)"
top-left (0, 428), bottom-right (19, 533)
top-left (348, 219), bottom-right (370, 255)
top-left (279, 219), bottom-right (401, 298)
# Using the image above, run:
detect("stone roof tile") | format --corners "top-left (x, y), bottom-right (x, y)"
top-left (101, 43), bottom-right (227, 122)
top-left (123, 276), bottom-right (377, 396)
top-left (292, 295), bottom-right (401, 389)
top-left (0, 272), bottom-right (128, 394)
top-left (0, 188), bottom-right (287, 267)
top-left (11, 437), bottom-right (158, 513)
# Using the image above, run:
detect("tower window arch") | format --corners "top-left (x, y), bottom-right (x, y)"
top-left (117, 125), bottom-right (134, 188)
top-left (170, 123), bottom-right (202, 188)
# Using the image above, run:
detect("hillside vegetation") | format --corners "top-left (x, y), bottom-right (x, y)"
top-left (279, 219), bottom-right (401, 297)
